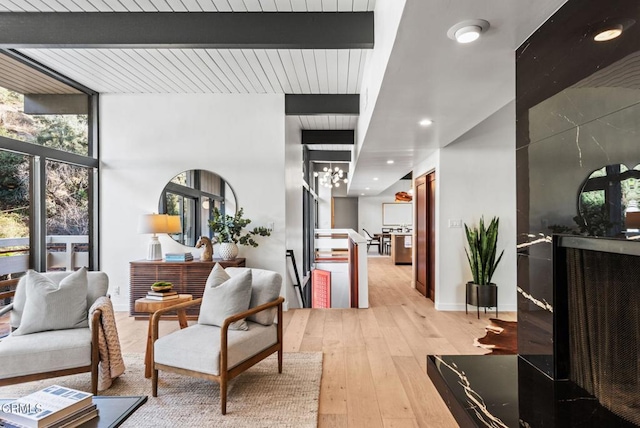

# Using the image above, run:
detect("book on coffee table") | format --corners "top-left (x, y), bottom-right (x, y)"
top-left (0, 385), bottom-right (95, 428)
top-left (146, 290), bottom-right (178, 297)
top-left (145, 293), bottom-right (180, 301)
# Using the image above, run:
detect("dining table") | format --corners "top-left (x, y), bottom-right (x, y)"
top-left (374, 232), bottom-right (392, 255)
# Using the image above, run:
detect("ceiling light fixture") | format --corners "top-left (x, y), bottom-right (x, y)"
top-left (318, 165), bottom-right (348, 188)
top-left (592, 19), bottom-right (634, 42)
top-left (447, 19), bottom-right (490, 44)
top-left (373, 177), bottom-right (379, 181)
top-left (387, 160), bottom-right (394, 164)
top-left (594, 25), bottom-right (623, 41)
top-left (419, 119), bottom-right (433, 126)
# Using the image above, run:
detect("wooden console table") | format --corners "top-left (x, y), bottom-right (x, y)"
top-left (129, 258), bottom-right (246, 318)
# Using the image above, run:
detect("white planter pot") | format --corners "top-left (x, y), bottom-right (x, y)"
top-left (218, 242), bottom-right (239, 260)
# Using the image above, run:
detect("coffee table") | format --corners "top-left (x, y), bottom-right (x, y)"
top-left (0, 396), bottom-right (147, 428)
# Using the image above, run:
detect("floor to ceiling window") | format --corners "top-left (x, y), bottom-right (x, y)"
top-left (0, 50), bottom-right (99, 286)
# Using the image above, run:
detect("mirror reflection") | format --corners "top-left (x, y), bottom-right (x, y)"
top-left (158, 170), bottom-right (237, 246)
top-left (577, 163), bottom-right (640, 237)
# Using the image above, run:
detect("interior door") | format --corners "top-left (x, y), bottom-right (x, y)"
top-left (415, 171), bottom-right (436, 300)
top-left (427, 172), bottom-right (436, 301)
top-left (415, 175), bottom-right (428, 296)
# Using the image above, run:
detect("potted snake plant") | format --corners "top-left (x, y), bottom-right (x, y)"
top-left (464, 216), bottom-right (504, 318)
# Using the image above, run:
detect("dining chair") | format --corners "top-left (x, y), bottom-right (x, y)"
top-left (362, 229), bottom-right (381, 253)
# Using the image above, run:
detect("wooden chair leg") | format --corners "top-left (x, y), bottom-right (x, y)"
top-left (91, 363), bottom-right (98, 395)
top-left (152, 369), bottom-right (158, 397)
top-left (278, 347), bottom-right (283, 374)
top-left (220, 375), bottom-right (227, 415)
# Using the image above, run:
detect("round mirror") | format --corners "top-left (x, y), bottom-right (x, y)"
top-left (158, 170), bottom-right (237, 246)
top-left (577, 163), bottom-right (640, 237)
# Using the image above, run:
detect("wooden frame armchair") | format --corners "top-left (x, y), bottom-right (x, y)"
top-left (151, 296), bottom-right (284, 415)
top-left (0, 273), bottom-right (108, 395)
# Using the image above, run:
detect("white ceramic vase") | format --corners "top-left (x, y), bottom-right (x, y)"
top-left (218, 242), bottom-right (239, 260)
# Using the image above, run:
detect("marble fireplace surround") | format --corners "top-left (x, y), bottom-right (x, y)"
top-left (427, 236), bottom-right (639, 428)
top-left (427, 0), bottom-right (640, 426)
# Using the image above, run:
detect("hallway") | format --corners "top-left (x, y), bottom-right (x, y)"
top-left (284, 256), bottom-right (516, 428)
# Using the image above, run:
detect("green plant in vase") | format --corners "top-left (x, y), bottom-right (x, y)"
top-left (208, 207), bottom-right (271, 260)
top-left (464, 216), bottom-right (504, 285)
top-left (463, 216), bottom-right (504, 317)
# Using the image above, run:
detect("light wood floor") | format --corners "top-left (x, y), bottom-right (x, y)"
top-left (115, 256), bottom-right (516, 428)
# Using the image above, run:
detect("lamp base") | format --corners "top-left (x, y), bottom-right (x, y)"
top-left (147, 236), bottom-right (163, 261)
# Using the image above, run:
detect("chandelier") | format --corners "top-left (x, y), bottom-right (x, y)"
top-left (315, 165), bottom-right (348, 188)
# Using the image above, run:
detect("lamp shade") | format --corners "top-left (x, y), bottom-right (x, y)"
top-left (137, 214), bottom-right (169, 234)
top-left (166, 215), bottom-right (182, 234)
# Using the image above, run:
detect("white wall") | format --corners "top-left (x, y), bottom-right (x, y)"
top-left (100, 93), bottom-right (286, 311)
top-left (317, 183), bottom-right (332, 229)
top-left (414, 102), bottom-right (517, 311)
top-left (356, 0), bottom-right (407, 156)
top-left (359, 179), bottom-right (412, 234)
top-left (284, 117), bottom-right (303, 309)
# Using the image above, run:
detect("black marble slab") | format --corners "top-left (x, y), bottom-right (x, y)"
top-left (516, 0), bottom-right (640, 377)
top-left (427, 355), bottom-right (636, 428)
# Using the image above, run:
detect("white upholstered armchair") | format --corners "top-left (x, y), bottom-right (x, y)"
top-left (151, 266), bottom-right (284, 415)
top-left (0, 269), bottom-right (110, 394)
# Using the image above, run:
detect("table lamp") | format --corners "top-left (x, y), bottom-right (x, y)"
top-left (138, 214), bottom-right (180, 261)
top-left (166, 215), bottom-right (182, 236)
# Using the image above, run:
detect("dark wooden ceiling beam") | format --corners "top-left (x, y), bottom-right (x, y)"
top-left (285, 94), bottom-right (359, 115)
top-left (0, 12), bottom-right (374, 49)
top-left (308, 150), bottom-right (352, 162)
top-left (302, 130), bottom-right (354, 145)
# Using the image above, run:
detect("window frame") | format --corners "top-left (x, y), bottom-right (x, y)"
top-left (0, 49), bottom-right (100, 272)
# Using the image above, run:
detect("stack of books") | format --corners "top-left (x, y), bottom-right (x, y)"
top-left (164, 252), bottom-right (194, 262)
top-left (145, 289), bottom-right (179, 301)
top-left (0, 385), bottom-right (97, 428)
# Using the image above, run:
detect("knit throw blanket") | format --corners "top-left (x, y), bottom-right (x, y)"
top-left (89, 296), bottom-right (126, 391)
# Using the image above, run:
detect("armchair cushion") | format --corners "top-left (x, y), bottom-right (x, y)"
top-left (0, 328), bottom-right (91, 378)
top-left (226, 267), bottom-right (282, 326)
top-left (13, 268), bottom-right (88, 336)
top-left (198, 266), bottom-right (252, 331)
top-left (11, 270), bottom-right (109, 330)
top-left (154, 322), bottom-right (277, 376)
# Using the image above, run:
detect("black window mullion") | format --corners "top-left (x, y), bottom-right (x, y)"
top-left (29, 156), bottom-right (46, 272)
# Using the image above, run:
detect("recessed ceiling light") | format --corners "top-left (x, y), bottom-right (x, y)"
top-left (387, 160), bottom-right (394, 164)
top-left (447, 19), bottom-right (490, 44)
top-left (373, 177), bottom-right (379, 181)
top-left (361, 193), bottom-right (365, 196)
top-left (594, 25), bottom-right (623, 42)
top-left (419, 119), bottom-right (433, 126)
top-left (365, 187), bottom-right (370, 190)
top-left (456, 26), bottom-right (481, 43)
top-left (592, 19), bottom-right (635, 42)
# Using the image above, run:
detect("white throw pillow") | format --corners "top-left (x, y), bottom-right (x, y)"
top-left (198, 264), bottom-right (252, 331)
top-left (13, 267), bottom-right (89, 336)
top-left (247, 270), bottom-right (282, 325)
top-left (226, 268), bottom-right (282, 326)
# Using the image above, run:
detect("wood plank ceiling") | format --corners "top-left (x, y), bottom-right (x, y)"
top-left (1, 1), bottom-right (373, 131)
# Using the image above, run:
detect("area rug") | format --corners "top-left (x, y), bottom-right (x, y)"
top-left (473, 318), bottom-right (518, 355)
top-left (0, 352), bottom-right (322, 427)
